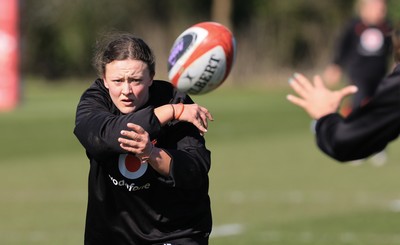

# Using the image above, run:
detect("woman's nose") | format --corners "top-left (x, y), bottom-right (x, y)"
top-left (122, 82), bottom-right (132, 95)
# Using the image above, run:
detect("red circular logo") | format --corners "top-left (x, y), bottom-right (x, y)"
top-left (118, 154), bottom-right (148, 179)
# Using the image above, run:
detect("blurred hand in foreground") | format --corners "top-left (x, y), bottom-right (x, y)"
top-left (286, 73), bottom-right (358, 120)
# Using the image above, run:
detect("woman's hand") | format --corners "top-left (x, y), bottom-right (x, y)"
top-left (154, 103), bottom-right (213, 135)
top-left (286, 73), bottom-right (358, 120)
top-left (118, 123), bottom-right (153, 160)
top-left (118, 123), bottom-right (171, 176)
top-left (173, 103), bottom-right (213, 135)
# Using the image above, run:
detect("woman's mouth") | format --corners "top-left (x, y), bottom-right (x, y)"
top-left (121, 99), bottom-right (133, 106)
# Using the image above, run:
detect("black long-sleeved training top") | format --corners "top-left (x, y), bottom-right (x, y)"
top-left (332, 17), bottom-right (392, 84)
top-left (74, 79), bottom-right (212, 244)
top-left (316, 64), bottom-right (400, 162)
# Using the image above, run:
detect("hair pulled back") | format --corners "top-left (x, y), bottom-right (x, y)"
top-left (93, 32), bottom-right (156, 77)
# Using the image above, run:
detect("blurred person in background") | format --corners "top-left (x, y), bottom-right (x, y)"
top-left (286, 24), bottom-right (400, 163)
top-left (323, 0), bottom-right (392, 116)
top-left (74, 33), bottom-right (213, 245)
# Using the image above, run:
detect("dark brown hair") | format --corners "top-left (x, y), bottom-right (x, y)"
top-left (93, 32), bottom-right (156, 77)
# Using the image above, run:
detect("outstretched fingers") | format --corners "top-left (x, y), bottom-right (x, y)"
top-left (286, 94), bottom-right (307, 109)
top-left (288, 73), bottom-right (312, 99)
top-left (293, 73), bottom-right (314, 91)
top-left (287, 72), bottom-right (338, 119)
top-left (339, 85), bottom-right (358, 98)
top-left (203, 107), bottom-right (214, 121)
top-left (180, 104), bottom-right (213, 135)
top-left (313, 75), bottom-right (326, 89)
top-left (198, 107), bottom-right (213, 130)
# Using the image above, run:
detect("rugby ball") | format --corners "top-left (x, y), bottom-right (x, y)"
top-left (167, 22), bottom-right (236, 95)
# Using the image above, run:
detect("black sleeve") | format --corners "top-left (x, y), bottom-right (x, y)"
top-left (155, 94), bottom-right (211, 190)
top-left (332, 19), bottom-right (355, 66)
top-left (315, 77), bottom-right (400, 162)
top-left (73, 80), bottom-right (161, 161)
top-left (165, 124), bottom-right (211, 190)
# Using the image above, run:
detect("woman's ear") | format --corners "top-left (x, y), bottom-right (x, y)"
top-left (103, 77), bottom-right (109, 89)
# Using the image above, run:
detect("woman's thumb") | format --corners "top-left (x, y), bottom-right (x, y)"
top-left (340, 85), bottom-right (358, 97)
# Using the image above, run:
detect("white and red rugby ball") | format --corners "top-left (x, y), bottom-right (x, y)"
top-left (167, 22), bottom-right (236, 95)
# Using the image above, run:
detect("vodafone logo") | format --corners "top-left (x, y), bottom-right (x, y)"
top-left (360, 28), bottom-right (384, 54)
top-left (118, 154), bottom-right (148, 179)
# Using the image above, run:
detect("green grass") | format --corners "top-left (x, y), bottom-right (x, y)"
top-left (1, 80), bottom-right (400, 244)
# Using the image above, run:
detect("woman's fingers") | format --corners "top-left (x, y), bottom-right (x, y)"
top-left (286, 94), bottom-right (307, 109)
top-left (119, 123), bottom-right (150, 154)
top-left (179, 104), bottom-right (213, 135)
top-left (287, 72), bottom-right (355, 120)
top-left (289, 76), bottom-right (311, 100)
top-left (121, 129), bottom-right (142, 142)
top-left (313, 75), bottom-right (326, 89)
top-left (198, 107), bottom-right (213, 130)
top-left (126, 123), bottom-right (145, 133)
top-left (339, 85), bottom-right (358, 98)
top-left (293, 73), bottom-right (314, 92)
top-left (202, 107), bottom-right (214, 121)
top-left (118, 137), bottom-right (140, 152)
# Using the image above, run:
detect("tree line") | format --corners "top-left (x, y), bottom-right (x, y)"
top-left (19, 0), bottom-right (400, 83)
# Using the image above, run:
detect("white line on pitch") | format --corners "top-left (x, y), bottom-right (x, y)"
top-left (210, 223), bottom-right (244, 238)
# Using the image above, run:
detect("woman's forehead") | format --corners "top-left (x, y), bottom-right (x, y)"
top-left (105, 59), bottom-right (149, 74)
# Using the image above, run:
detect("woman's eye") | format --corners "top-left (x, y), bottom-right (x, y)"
top-left (129, 79), bottom-right (141, 83)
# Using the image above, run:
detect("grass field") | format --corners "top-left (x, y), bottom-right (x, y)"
top-left (1, 79), bottom-right (400, 244)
